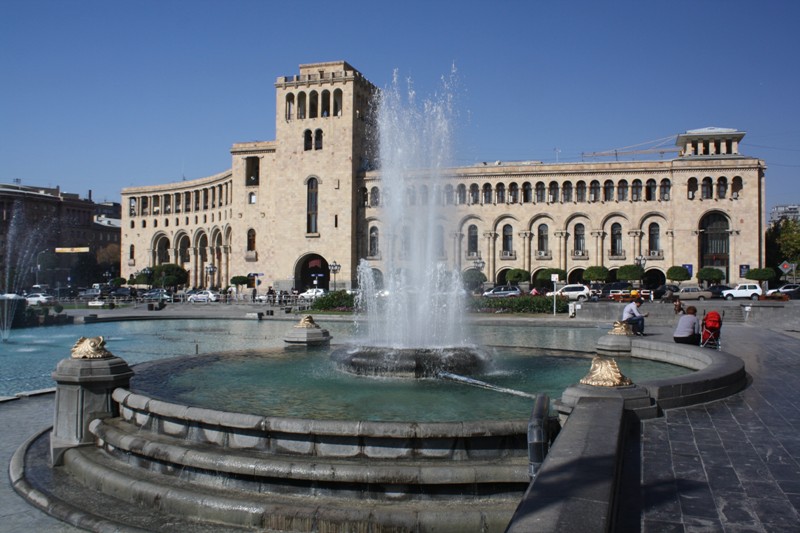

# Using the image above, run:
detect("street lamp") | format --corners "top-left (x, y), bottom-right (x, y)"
top-left (634, 255), bottom-right (647, 290)
top-left (328, 261), bottom-right (341, 291)
top-left (472, 259), bottom-right (485, 272)
top-left (141, 267), bottom-right (152, 289)
top-left (205, 264), bottom-right (217, 289)
top-left (35, 249), bottom-right (48, 285)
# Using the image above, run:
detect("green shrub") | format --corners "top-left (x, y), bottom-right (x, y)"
top-left (311, 291), bottom-right (356, 311)
top-left (467, 295), bottom-right (569, 314)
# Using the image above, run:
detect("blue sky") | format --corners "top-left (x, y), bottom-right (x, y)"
top-left (2, 0), bottom-right (798, 212)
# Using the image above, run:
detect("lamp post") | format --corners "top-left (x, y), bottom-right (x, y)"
top-left (328, 261), bottom-right (341, 291)
top-left (205, 264), bottom-right (217, 289)
top-left (141, 267), bottom-right (152, 289)
top-left (635, 255), bottom-right (647, 291)
top-left (35, 249), bottom-right (48, 286)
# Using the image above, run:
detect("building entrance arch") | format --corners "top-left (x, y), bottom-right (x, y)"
top-left (294, 254), bottom-right (330, 291)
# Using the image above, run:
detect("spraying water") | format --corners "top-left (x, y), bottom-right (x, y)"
top-left (354, 67), bottom-right (471, 351)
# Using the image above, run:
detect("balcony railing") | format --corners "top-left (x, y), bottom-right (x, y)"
top-left (608, 250), bottom-right (626, 260)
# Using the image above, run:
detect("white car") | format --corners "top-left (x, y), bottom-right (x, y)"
top-left (722, 284), bottom-right (763, 300)
top-left (188, 290), bottom-right (221, 303)
top-left (26, 293), bottom-right (54, 305)
top-left (545, 284), bottom-right (591, 301)
top-left (766, 284), bottom-right (800, 296)
top-left (298, 288), bottom-right (326, 301)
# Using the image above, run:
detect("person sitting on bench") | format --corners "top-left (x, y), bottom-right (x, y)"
top-left (622, 297), bottom-right (649, 336)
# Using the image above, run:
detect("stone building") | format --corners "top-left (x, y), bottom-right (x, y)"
top-left (120, 61), bottom-right (767, 292)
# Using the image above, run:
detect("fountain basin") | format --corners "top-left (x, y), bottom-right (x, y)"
top-left (330, 345), bottom-right (489, 378)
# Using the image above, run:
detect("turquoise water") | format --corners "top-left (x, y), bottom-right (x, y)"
top-left (0, 320), bottom-right (687, 407)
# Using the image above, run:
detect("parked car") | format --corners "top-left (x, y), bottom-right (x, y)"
top-left (652, 284), bottom-right (680, 300)
top-left (141, 289), bottom-right (173, 302)
top-left (677, 286), bottom-right (713, 301)
top-left (188, 290), bottom-right (220, 303)
top-left (298, 288), bottom-right (326, 301)
top-left (600, 282), bottom-right (632, 299)
top-left (482, 286), bottom-right (522, 298)
top-left (109, 287), bottom-right (134, 300)
top-left (722, 284), bottom-right (763, 300)
top-left (25, 293), bottom-right (54, 305)
top-left (546, 284), bottom-right (591, 301)
top-left (707, 285), bottom-right (733, 299)
top-left (77, 288), bottom-right (102, 301)
top-left (785, 287), bottom-right (800, 300)
top-left (766, 283), bottom-right (800, 296)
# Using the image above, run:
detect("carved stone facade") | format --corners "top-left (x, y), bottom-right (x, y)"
top-left (121, 61), bottom-right (766, 291)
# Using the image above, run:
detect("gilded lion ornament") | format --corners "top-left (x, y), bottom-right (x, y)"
top-left (294, 315), bottom-right (321, 329)
top-left (579, 356), bottom-right (632, 387)
top-left (71, 336), bottom-right (114, 359)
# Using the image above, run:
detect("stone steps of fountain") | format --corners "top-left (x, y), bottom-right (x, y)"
top-left (91, 417), bottom-right (530, 494)
top-left (63, 442), bottom-right (522, 532)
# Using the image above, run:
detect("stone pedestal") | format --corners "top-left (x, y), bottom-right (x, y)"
top-left (50, 356), bottom-right (133, 466)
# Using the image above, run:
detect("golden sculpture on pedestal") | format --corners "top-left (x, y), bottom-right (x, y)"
top-left (579, 356), bottom-right (632, 387)
top-left (71, 336), bottom-right (113, 359)
top-left (608, 321), bottom-right (634, 336)
top-left (294, 315), bottom-right (321, 329)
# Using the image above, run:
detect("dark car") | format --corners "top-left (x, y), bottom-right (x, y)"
top-left (707, 284), bottom-right (732, 299)
top-left (109, 287), bottom-right (134, 300)
top-left (141, 289), bottom-right (173, 302)
top-left (600, 282), bottom-right (632, 299)
top-left (652, 284), bottom-right (680, 300)
top-left (785, 287), bottom-right (800, 300)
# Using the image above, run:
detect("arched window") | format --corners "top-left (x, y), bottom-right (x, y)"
top-left (129, 244), bottom-right (135, 260)
top-left (247, 229), bottom-right (256, 252)
top-left (369, 226), bottom-right (380, 257)
top-left (648, 223), bottom-right (660, 254)
top-left (700, 213), bottom-right (730, 273)
top-left (732, 176), bottom-right (743, 198)
top-left (248, 192), bottom-right (257, 204)
top-left (617, 180), bottom-right (628, 201)
top-left (717, 177), bottom-right (728, 199)
top-left (631, 180), bottom-right (642, 201)
top-left (502, 224), bottom-right (513, 254)
top-left (420, 185), bottom-right (429, 205)
top-left (687, 177), bottom-right (698, 199)
top-left (285, 93), bottom-right (295, 120)
top-left (603, 180), bottom-right (614, 202)
top-left (333, 89), bottom-right (343, 117)
top-left (482, 183), bottom-right (493, 204)
top-left (537, 224), bottom-right (549, 253)
top-left (660, 179), bottom-right (671, 201)
top-left (522, 182), bottom-right (532, 203)
top-left (308, 91), bottom-right (318, 118)
top-left (535, 182), bottom-right (546, 203)
top-left (468, 224), bottom-right (479, 256)
top-left (574, 223), bottom-right (585, 253)
top-left (456, 184), bottom-right (467, 204)
top-left (549, 181), bottom-right (559, 203)
top-left (444, 184), bottom-right (455, 205)
top-left (576, 181), bottom-right (586, 202)
top-left (589, 180), bottom-right (600, 202)
top-left (321, 90), bottom-right (331, 117)
top-left (370, 187), bottom-right (380, 207)
top-left (701, 177), bottom-right (713, 199)
top-left (304, 130), bottom-right (312, 151)
top-left (297, 92), bottom-right (307, 119)
top-left (314, 129), bottom-right (323, 150)
top-left (562, 182), bottom-right (573, 203)
top-left (469, 184), bottom-right (480, 204)
top-left (645, 179), bottom-right (657, 201)
top-left (611, 223), bottom-right (623, 256)
top-left (509, 183), bottom-right (519, 203)
top-left (307, 178), bottom-right (318, 233)
top-left (496, 183), bottom-right (506, 204)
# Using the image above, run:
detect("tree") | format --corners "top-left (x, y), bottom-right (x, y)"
top-left (462, 269), bottom-right (487, 292)
top-left (535, 268), bottom-right (567, 288)
top-left (616, 264), bottom-right (645, 283)
top-left (230, 275), bottom-right (250, 294)
top-left (666, 266), bottom-right (691, 284)
top-left (745, 267), bottom-right (776, 284)
top-left (696, 267), bottom-right (724, 285)
top-left (505, 268), bottom-right (531, 285)
top-left (152, 264), bottom-right (189, 291)
top-left (776, 218), bottom-right (800, 263)
top-left (582, 266), bottom-right (609, 283)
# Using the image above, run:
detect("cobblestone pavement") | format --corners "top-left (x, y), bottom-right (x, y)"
top-left (640, 324), bottom-right (800, 532)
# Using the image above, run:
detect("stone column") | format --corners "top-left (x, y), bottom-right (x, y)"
top-left (519, 231), bottom-right (532, 273)
top-left (50, 340), bottom-right (133, 466)
top-left (484, 232), bottom-right (498, 283)
top-left (592, 231), bottom-right (605, 266)
top-left (554, 231), bottom-right (567, 270)
top-left (628, 230), bottom-right (643, 259)
top-left (452, 232), bottom-right (463, 270)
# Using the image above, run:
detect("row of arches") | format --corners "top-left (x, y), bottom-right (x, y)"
top-left (128, 181), bottom-right (233, 218)
top-left (285, 89), bottom-right (344, 120)
top-left (360, 175), bottom-right (745, 208)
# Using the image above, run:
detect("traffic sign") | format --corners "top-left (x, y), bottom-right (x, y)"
top-left (779, 261), bottom-right (793, 274)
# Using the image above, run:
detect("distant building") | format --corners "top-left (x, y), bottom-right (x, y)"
top-left (0, 182), bottom-right (121, 291)
top-left (769, 204), bottom-right (800, 225)
top-left (121, 61), bottom-right (767, 290)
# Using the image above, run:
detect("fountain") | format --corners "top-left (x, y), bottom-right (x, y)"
top-left (332, 67), bottom-right (489, 378)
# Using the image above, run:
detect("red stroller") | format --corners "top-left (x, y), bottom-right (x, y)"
top-left (701, 310), bottom-right (722, 350)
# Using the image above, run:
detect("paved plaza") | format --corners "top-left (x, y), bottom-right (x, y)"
top-left (1, 306), bottom-right (799, 532)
